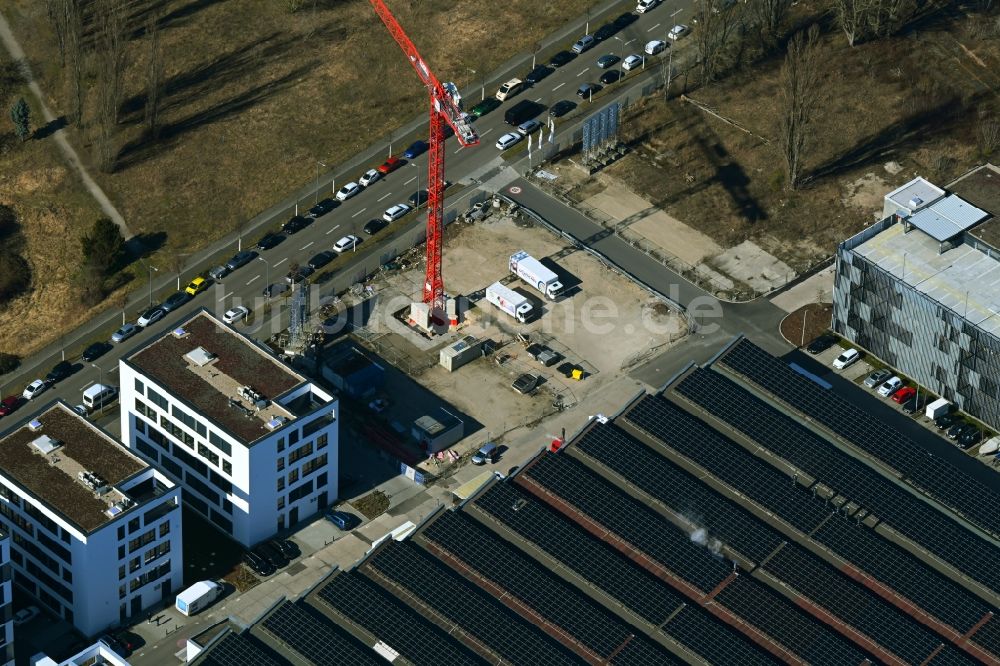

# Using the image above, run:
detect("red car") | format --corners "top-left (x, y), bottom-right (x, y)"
top-left (376, 156), bottom-right (402, 175)
top-left (0, 395), bottom-right (21, 417)
top-left (891, 386), bottom-right (916, 404)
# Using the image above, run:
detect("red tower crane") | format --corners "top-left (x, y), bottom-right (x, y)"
top-left (368, 0), bottom-right (479, 318)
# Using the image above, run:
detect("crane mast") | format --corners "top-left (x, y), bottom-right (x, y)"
top-left (367, 0), bottom-right (478, 315)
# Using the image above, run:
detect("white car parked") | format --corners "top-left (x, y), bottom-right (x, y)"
top-left (335, 182), bottom-right (360, 202)
top-left (22, 380), bottom-right (47, 401)
top-left (495, 132), bottom-right (523, 151)
top-left (645, 40), bottom-right (667, 55)
top-left (636, 0), bottom-right (660, 13)
top-left (622, 54), bottom-right (645, 71)
top-left (223, 306), bottom-right (250, 324)
top-left (333, 235), bottom-right (360, 253)
top-left (877, 376), bottom-right (903, 397)
top-left (668, 24), bottom-right (691, 40)
top-left (832, 348), bottom-right (860, 370)
top-left (359, 169), bottom-right (381, 187)
top-left (383, 203), bottom-right (411, 222)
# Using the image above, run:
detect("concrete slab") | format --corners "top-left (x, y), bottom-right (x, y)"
top-left (711, 240), bottom-right (794, 293)
top-left (771, 264), bottom-right (835, 313)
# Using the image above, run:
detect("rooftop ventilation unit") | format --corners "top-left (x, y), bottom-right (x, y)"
top-left (265, 416), bottom-right (288, 431)
top-left (27, 419), bottom-right (42, 432)
top-left (31, 435), bottom-right (61, 455)
top-left (171, 327), bottom-right (189, 339)
top-left (78, 470), bottom-right (110, 495)
top-left (185, 346), bottom-right (216, 367)
top-left (908, 196), bottom-right (924, 209)
top-left (227, 397), bottom-right (255, 418)
top-left (238, 386), bottom-right (265, 404)
top-left (105, 497), bottom-right (134, 518)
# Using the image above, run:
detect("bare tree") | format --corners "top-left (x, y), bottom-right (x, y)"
top-left (95, 0), bottom-right (128, 172)
top-left (58, 0), bottom-right (85, 126)
top-left (44, 0), bottom-right (67, 65)
top-left (979, 112), bottom-right (1000, 156)
top-left (694, 0), bottom-right (745, 83)
top-left (868, 0), bottom-right (916, 38)
top-left (746, 0), bottom-right (792, 51)
top-left (777, 24), bottom-right (823, 189)
top-left (144, 14), bottom-right (164, 137)
top-left (834, 0), bottom-right (872, 46)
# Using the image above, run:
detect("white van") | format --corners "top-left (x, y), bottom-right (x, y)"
top-left (495, 78), bottom-right (524, 102)
top-left (82, 384), bottom-right (118, 412)
top-left (175, 581), bottom-right (223, 616)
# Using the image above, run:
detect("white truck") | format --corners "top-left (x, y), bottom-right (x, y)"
top-left (925, 398), bottom-right (952, 420)
top-left (486, 282), bottom-right (534, 323)
top-left (509, 251), bottom-right (563, 300)
top-left (175, 581), bottom-right (223, 616)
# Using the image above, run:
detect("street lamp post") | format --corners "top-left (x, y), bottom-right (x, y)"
top-left (91, 363), bottom-right (103, 390)
top-left (142, 260), bottom-right (158, 308)
top-left (469, 68), bottom-right (484, 101)
top-left (614, 37), bottom-right (634, 65)
top-left (258, 256), bottom-right (270, 297)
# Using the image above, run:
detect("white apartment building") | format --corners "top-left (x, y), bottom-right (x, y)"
top-left (0, 403), bottom-right (182, 637)
top-left (120, 310), bottom-right (339, 547)
top-left (0, 532), bottom-right (13, 666)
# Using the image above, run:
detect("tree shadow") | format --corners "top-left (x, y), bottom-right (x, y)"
top-left (115, 61), bottom-right (316, 169)
top-left (125, 0), bottom-right (229, 39)
top-left (33, 116), bottom-right (67, 140)
top-left (123, 231), bottom-right (168, 266)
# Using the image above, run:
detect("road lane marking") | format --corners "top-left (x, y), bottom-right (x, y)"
top-left (671, 9), bottom-right (682, 16)
top-left (577, 67), bottom-right (589, 77)
top-left (648, 23), bottom-right (661, 32)
top-left (480, 127), bottom-right (494, 137)
top-left (82, 381), bottom-right (94, 390)
top-left (454, 146), bottom-right (465, 154)
top-left (326, 224), bottom-right (341, 235)
top-left (377, 192), bottom-right (391, 201)
top-left (553, 82), bottom-right (565, 91)
top-left (404, 177), bottom-right (416, 185)
top-left (300, 241), bottom-right (314, 250)
top-left (534, 97), bottom-right (542, 102)
top-left (274, 257), bottom-right (288, 267)
top-left (246, 275), bottom-right (260, 285)
top-left (218, 291), bottom-right (233, 302)
top-left (351, 208), bottom-right (366, 218)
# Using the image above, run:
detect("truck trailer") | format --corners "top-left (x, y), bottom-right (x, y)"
top-left (175, 580), bottom-right (223, 616)
top-left (485, 282), bottom-right (534, 323)
top-left (509, 251), bottom-right (563, 300)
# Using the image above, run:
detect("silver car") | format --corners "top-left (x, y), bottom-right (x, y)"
top-left (863, 368), bottom-right (891, 388)
top-left (111, 323), bottom-right (140, 344)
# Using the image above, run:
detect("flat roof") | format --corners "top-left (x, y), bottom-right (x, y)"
top-left (885, 176), bottom-right (945, 213)
top-left (0, 403), bottom-right (147, 532)
top-left (949, 163), bottom-right (1000, 217)
top-left (905, 194), bottom-right (989, 242)
top-left (128, 311), bottom-right (305, 445)
top-left (854, 222), bottom-right (1000, 337)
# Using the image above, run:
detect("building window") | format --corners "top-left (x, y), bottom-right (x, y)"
top-left (277, 457), bottom-right (285, 472)
top-left (128, 517), bottom-right (141, 534)
top-left (277, 477), bottom-right (285, 492)
top-left (135, 399), bottom-right (153, 419)
top-left (301, 453), bottom-right (328, 478)
top-left (302, 415), bottom-right (332, 438)
top-left (159, 522), bottom-right (170, 538)
top-left (288, 442), bottom-right (314, 465)
top-left (197, 443), bottom-right (220, 467)
top-left (129, 556), bottom-right (141, 573)
top-left (316, 472), bottom-right (327, 488)
top-left (117, 545), bottom-right (125, 559)
top-left (276, 437), bottom-right (285, 453)
top-left (134, 418), bottom-right (146, 435)
top-left (209, 431), bottom-right (231, 455)
top-left (117, 526), bottom-right (125, 540)
top-left (222, 460), bottom-right (232, 475)
top-left (135, 378), bottom-right (145, 395)
top-left (289, 429), bottom-right (300, 446)
top-left (317, 433), bottom-right (328, 449)
top-left (118, 585), bottom-right (126, 599)
top-left (277, 496), bottom-right (285, 510)
top-left (288, 479), bottom-right (314, 503)
top-left (143, 542), bottom-right (170, 565)
top-left (288, 468), bottom-right (299, 484)
top-left (147, 388), bottom-right (168, 411)
top-left (118, 565), bottom-right (125, 580)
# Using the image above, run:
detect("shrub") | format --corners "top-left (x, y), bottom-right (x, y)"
top-left (0, 351), bottom-right (19, 375)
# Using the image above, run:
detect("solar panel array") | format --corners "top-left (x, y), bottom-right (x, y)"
top-left (720, 338), bottom-right (1000, 539)
top-left (193, 632), bottom-right (288, 666)
top-left (422, 509), bottom-right (675, 662)
top-left (317, 571), bottom-right (485, 666)
top-left (972, 617), bottom-right (1000, 656)
top-left (260, 601), bottom-right (384, 666)
top-left (714, 576), bottom-right (872, 666)
top-left (473, 481), bottom-right (686, 625)
top-left (660, 605), bottom-right (778, 666)
top-left (623, 395), bottom-right (832, 533)
top-left (612, 638), bottom-right (687, 666)
top-left (522, 452), bottom-right (731, 592)
top-left (364, 540), bottom-right (581, 666)
top-left (928, 646), bottom-right (986, 666)
top-left (572, 422), bottom-right (786, 564)
top-left (675, 365), bottom-right (1000, 595)
top-left (626, 392), bottom-right (996, 635)
top-left (764, 544), bottom-right (947, 665)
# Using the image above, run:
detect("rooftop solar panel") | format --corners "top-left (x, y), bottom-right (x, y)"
top-left (317, 571), bottom-right (485, 666)
top-left (422, 510), bottom-right (673, 661)
top-left (927, 645), bottom-right (986, 666)
top-left (719, 338), bottom-right (1000, 540)
top-left (662, 605), bottom-right (778, 666)
top-left (521, 452), bottom-right (731, 592)
top-left (675, 365), bottom-right (1000, 596)
top-left (715, 576), bottom-right (873, 666)
top-left (193, 632), bottom-right (288, 666)
top-left (365, 540), bottom-right (581, 666)
top-left (260, 601), bottom-right (384, 666)
top-left (970, 616), bottom-right (1000, 656)
top-left (611, 638), bottom-right (686, 665)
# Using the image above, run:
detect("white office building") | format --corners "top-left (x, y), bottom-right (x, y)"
top-left (0, 403), bottom-right (182, 636)
top-left (120, 310), bottom-right (339, 547)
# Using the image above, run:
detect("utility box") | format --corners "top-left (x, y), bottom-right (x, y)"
top-left (440, 336), bottom-right (484, 372)
top-left (412, 409), bottom-right (464, 453)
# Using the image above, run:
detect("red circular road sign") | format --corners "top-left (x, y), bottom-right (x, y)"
top-left (509, 186), bottom-right (522, 194)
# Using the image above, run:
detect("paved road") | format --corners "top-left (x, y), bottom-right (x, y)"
top-left (1, 0), bottom-right (701, 410)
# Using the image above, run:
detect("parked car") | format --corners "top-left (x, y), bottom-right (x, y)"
top-left (255, 543), bottom-right (287, 569)
top-left (877, 376), bottom-right (903, 397)
top-left (242, 550), bottom-right (275, 577)
top-left (645, 39), bottom-right (667, 55)
top-left (524, 64), bottom-right (552, 84)
top-left (832, 348), bottom-right (860, 369)
top-left (207, 265), bottom-right (230, 282)
top-left (359, 168), bottom-right (381, 187)
top-left (469, 98), bottom-right (501, 117)
top-left (549, 50), bottom-right (577, 67)
top-left (549, 100), bottom-right (577, 117)
top-left (363, 219), bottom-right (387, 235)
top-left (185, 276), bottom-right (209, 296)
top-left (308, 198), bottom-right (337, 218)
top-left (225, 250), bottom-right (258, 272)
top-left (161, 291), bottom-right (192, 312)
top-left (636, 0), bottom-right (661, 13)
top-left (495, 132), bottom-right (523, 151)
top-left (13, 606), bottom-right (39, 626)
top-left (333, 235), bottom-right (359, 253)
top-left (669, 24), bottom-right (692, 39)
top-left (383, 203), bottom-right (411, 222)
top-left (308, 251), bottom-right (336, 269)
top-left (408, 190), bottom-right (429, 207)
top-left (594, 22), bottom-right (618, 41)
top-left (223, 306), bottom-right (250, 324)
top-left (806, 333), bottom-right (837, 354)
top-left (577, 83), bottom-right (600, 98)
top-left (403, 140), bottom-right (428, 159)
top-left (516, 119), bottom-right (541, 136)
top-left (22, 380), bottom-right (47, 401)
top-left (600, 70), bottom-right (621, 85)
top-left (571, 34), bottom-right (596, 54)
top-left (863, 368), bottom-right (892, 388)
top-left (622, 54), bottom-right (645, 71)
top-left (368, 398), bottom-right (388, 413)
top-left (324, 510), bottom-right (358, 530)
top-left (256, 233), bottom-right (285, 251)
top-left (73, 404), bottom-right (89, 417)
top-left (891, 386), bottom-right (916, 404)
top-left (959, 428), bottom-right (983, 448)
top-left (137, 306), bottom-right (166, 328)
top-left (934, 413), bottom-right (958, 430)
top-left (111, 323), bottom-right (140, 344)
top-left (376, 156), bottom-right (403, 174)
top-left (282, 215), bottom-right (311, 234)
top-left (99, 634), bottom-right (131, 658)
top-left (269, 539), bottom-right (299, 560)
top-left (947, 422), bottom-right (969, 439)
top-left (82, 341), bottom-right (112, 362)
top-left (614, 12), bottom-right (639, 28)
top-left (596, 54), bottom-right (619, 69)
top-left (471, 442), bottom-right (499, 465)
top-left (336, 182), bottom-right (361, 201)
top-left (0, 395), bottom-right (22, 417)
top-left (45, 361), bottom-right (74, 384)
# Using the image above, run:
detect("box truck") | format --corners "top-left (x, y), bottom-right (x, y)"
top-left (485, 282), bottom-right (534, 323)
top-left (925, 398), bottom-right (952, 420)
top-left (509, 251), bottom-right (563, 300)
top-left (175, 581), bottom-right (223, 616)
